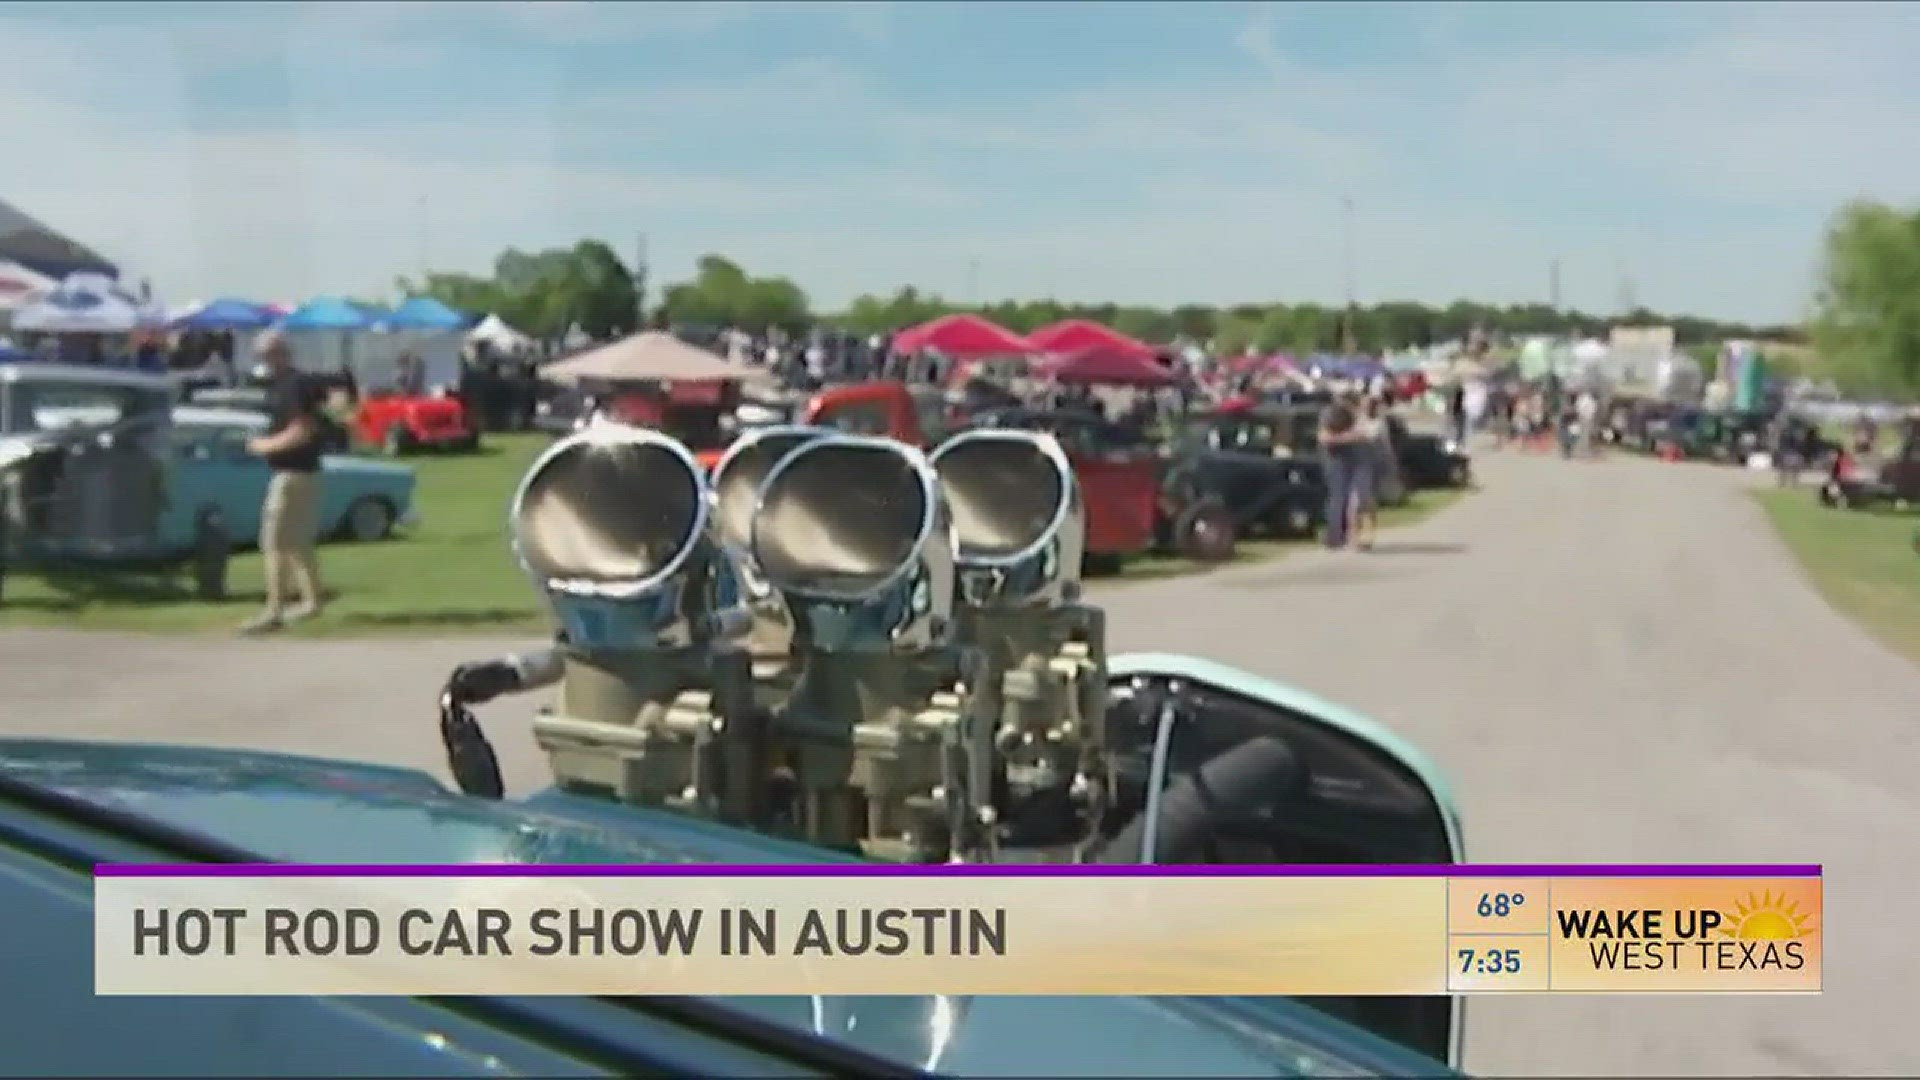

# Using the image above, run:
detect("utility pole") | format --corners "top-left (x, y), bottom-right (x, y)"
top-left (1613, 256), bottom-right (1635, 316)
top-left (1340, 195), bottom-right (1357, 353)
top-left (633, 233), bottom-right (650, 328)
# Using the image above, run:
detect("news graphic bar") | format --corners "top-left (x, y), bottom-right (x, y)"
top-left (93, 864), bottom-right (1821, 997)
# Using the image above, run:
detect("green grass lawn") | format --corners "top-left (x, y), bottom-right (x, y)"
top-left (1754, 487), bottom-right (1920, 661)
top-left (0, 435), bottom-right (1472, 636)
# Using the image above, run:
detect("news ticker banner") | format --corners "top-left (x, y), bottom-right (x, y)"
top-left (94, 863), bottom-right (1821, 998)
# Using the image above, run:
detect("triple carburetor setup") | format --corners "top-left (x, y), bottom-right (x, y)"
top-left (440, 421), bottom-right (1115, 865)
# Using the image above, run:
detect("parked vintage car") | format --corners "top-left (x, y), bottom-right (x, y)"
top-left (804, 382), bottom-right (1164, 572)
top-left (182, 385), bottom-right (352, 454)
top-left (355, 388), bottom-right (480, 455)
top-left (1167, 414), bottom-right (1326, 542)
top-left (1385, 416), bottom-right (1472, 489)
top-left (0, 364), bottom-right (230, 601)
top-left (170, 407), bottom-right (419, 543)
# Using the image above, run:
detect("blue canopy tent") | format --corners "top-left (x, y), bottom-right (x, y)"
top-left (277, 297), bottom-right (385, 378)
top-left (280, 297), bottom-right (377, 331)
top-left (170, 298), bottom-right (274, 332)
top-left (387, 297), bottom-right (472, 331)
top-left (1344, 356), bottom-right (1388, 381)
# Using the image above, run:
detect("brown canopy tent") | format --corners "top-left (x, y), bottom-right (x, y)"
top-left (540, 331), bottom-right (768, 386)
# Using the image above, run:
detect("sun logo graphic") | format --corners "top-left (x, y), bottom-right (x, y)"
top-left (1719, 890), bottom-right (1816, 941)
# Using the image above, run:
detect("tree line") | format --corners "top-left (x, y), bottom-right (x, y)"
top-left (1810, 199), bottom-right (1920, 396)
top-left (401, 244), bottom-right (1809, 359)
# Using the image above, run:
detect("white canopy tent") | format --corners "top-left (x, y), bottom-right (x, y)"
top-left (467, 313), bottom-right (535, 354)
top-left (10, 272), bottom-right (165, 333)
top-left (0, 259), bottom-right (56, 314)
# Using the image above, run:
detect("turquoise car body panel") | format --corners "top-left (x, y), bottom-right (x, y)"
top-left (0, 654), bottom-right (1466, 1077)
top-left (165, 409), bottom-right (416, 544)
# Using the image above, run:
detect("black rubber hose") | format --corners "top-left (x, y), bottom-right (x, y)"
top-left (1096, 736), bottom-right (1301, 864)
top-left (439, 690), bottom-right (506, 800)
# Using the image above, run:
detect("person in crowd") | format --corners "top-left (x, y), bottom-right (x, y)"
top-left (1487, 383), bottom-right (1512, 448)
top-left (1575, 387), bottom-right (1600, 457)
top-left (1768, 411), bottom-right (1802, 487)
top-left (1446, 382), bottom-right (1468, 446)
top-left (1350, 395), bottom-right (1394, 551)
top-left (397, 352), bottom-right (426, 397)
top-left (1463, 378), bottom-right (1488, 442)
top-left (1317, 391), bottom-right (1368, 551)
top-left (133, 340), bottom-right (165, 374)
top-left (1852, 415), bottom-right (1880, 456)
top-left (239, 331), bottom-right (327, 634)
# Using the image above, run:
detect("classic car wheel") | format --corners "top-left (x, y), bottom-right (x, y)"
top-left (383, 425), bottom-right (412, 456)
top-left (192, 509), bottom-right (230, 601)
top-left (1280, 505), bottom-right (1317, 539)
top-left (342, 497), bottom-right (395, 542)
top-left (1819, 482), bottom-right (1847, 509)
top-left (1449, 462), bottom-right (1470, 487)
top-left (1176, 503), bottom-right (1236, 563)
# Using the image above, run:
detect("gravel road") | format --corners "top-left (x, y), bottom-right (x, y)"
top-left (2, 446), bottom-right (1914, 1076)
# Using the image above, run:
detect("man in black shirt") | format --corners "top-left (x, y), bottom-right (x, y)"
top-left (239, 331), bottom-right (326, 634)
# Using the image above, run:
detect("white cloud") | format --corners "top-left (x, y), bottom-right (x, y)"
top-left (2, 2), bottom-right (1915, 321)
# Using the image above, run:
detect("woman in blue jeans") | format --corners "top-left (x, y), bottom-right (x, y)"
top-left (1318, 392), bottom-right (1369, 549)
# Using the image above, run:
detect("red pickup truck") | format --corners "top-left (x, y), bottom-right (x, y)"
top-left (801, 381), bottom-right (1160, 570)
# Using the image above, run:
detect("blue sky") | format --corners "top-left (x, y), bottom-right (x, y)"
top-left (3, 1), bottom-right (1917, 322)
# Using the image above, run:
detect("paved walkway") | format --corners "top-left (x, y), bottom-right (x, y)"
top-left (3, 446), bottom-right (1915, 1075)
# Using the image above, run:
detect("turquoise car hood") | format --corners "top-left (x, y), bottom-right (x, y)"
top-left (0, 739), bottom-right (1456, 1078)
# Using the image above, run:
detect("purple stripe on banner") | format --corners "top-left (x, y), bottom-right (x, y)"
top-left (92, 863), bottom-right (1823, 879)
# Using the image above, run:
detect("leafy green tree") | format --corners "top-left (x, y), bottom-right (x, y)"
top-left (1811, 199), bottom-right (1920, 394)
top-left (658, 254), bottom-right (811, 331)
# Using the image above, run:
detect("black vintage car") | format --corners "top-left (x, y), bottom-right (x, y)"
top-left (1195, 403), bottom-right (1444, 501)
top-left (1384, 415), bottom-right (1472, 489)
top-left (1166, 412), bottom-right (1327, 541)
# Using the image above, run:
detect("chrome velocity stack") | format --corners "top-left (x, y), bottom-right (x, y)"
top-left (510, 423), bottom-right (713, 650)
top-left (929, 428), bottom-right (1084, 609)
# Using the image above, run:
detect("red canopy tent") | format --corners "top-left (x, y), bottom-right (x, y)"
top-left (891, 313), bottom-right (1032, 358)
top-left (1027, 319), bottom-right (1155, 361)
top-left (1035, 345), bottom-right (1178, 388)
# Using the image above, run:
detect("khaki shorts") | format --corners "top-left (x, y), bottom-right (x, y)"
top-left (261, 470), bottom-right (321, 552)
